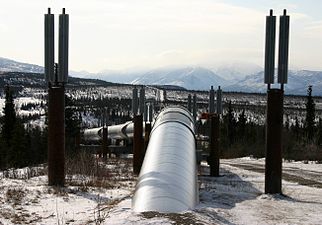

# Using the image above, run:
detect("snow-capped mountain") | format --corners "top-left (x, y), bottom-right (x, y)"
top-left (225, 70), bottom-right (322, 95)
top-left (95, 70), bottom-right (140, 84)
top-left (0, 57), bottom-right (96, 78)
top-left (130, 67), bottom-right (227, 91)
top-left (2, 56), bottom-right (322, 95)
top-left (0, 57), bottom-right (44, 74)
top-left (213, 62), bottom-right (262, 81)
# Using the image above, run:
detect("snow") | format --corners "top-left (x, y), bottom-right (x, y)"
top-left (0, 97), bottom-right (44, 117)
top-left (1, 157), bottom-right (322, 224)
top-left (198, 162), bottom-right (322, 225)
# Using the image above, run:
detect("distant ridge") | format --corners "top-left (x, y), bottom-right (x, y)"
top-left (130, 66), bottom-right (227, 91)
top-left (1, 57), bottom-right (322, 95)
top-left (225, 70), bottom-right (322, 96)
top-left (0, 57), bottom-right (44, 74)
top-left (0, 72), bottom-right (115, 88)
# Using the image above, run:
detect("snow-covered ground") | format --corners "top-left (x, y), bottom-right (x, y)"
top-left (1, 157), bottom-right (322, 225)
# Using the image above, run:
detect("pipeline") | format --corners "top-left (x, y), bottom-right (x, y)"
top-left (83, 121), bottom-right (143, 142)
top-left (132, 106), bottom-right (199, 212)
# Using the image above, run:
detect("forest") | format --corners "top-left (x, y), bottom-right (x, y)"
top-left (0, 84), bottom-right (321, 171)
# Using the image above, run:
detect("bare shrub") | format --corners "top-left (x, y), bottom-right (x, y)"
top-left (1, 166), bottom-right (46, 180)
top-left (65, 151), bottom-right (112, 189)
top-left (5, 188), bottom-right (26, 206)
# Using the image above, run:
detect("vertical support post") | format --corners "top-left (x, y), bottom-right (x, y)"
top-left (139, 86), bottom-right (145, 116)
top-left (265, 89), bottom-right (283, 194)
top-left (45, 8), bottom-right (69, 186)
top-left (133, 115), bottom-right (144, 175)
top-left (44, 8), bottom-right (54, 83)
top-left (148, 103), bottom-right (153, 123)
top-left (216, 86), bottom-right (223, 115)
top-left (48, 86), bottom-right (65, 186)
top-left (102, 127), bottom-right (108, 159)
top-left (209, 114), bottom-right (220, 177)
top-left (107, 125), bottom-right (111, 158)
top-left (58, 8), bottom-right (69, 83)
top-left (209, 86), bottom-right (215, 113)
top-left (144, 123), bottom-right (152, 152)
top-left (132, 87), bottom-right (138, 116)
top-left (187, 94), bottom-right (192, 112)
top-left (264, 9), bottom-right (276, 85)
top-left (163, 89), bottom-right (167, 103)
top-left (75, 129), bottom-right (81, 152)
top-left (278, 9), bottom-right (290, 85)
top-left (193, 94), bottom-right (197, 120)
top-left (144, 103), bottom-right (148, 122)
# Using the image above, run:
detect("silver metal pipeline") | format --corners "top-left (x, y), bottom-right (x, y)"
top-left (83, 121), bottom-right (139, 142)
top-left (132, 106), bottom-right (198, 212)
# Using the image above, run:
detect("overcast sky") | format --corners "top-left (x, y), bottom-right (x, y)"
top-left (1, 0), bottom-right (322, 72)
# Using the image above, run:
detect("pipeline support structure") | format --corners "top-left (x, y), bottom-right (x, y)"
top-left (45, 8), bottom-right (69, 186)
top-left (263, 9), bottom-right (290, 194)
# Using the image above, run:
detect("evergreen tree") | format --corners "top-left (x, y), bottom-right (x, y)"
top-left (0, 86), bottom-right (17, 168)
top-left (305, 85), bottom-right (315, 142)
top-left (1, 86), bottom-right (16, 146)
top-left (237, 109), bottom-right (247, 141)
top-left (316, 118), bottom-right (322, 145)
top-left (224, 101), bottom-right (236, 145)
top-left (65, 96), bottom-right (81, 156)
top-left (291, 116), bottom-right (301, 139)
top-left (7, 119), bottom-right (28, 168)
top-left (285, 116), bottom-right (290, 130)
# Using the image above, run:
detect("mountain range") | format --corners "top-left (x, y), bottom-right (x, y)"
top-left (226, 70), bottom-right (322, 95)
top-left (0, 57), bottom-right (321, 95)
top-left (0, 57), bottom-right (44, 74)
top-left (130, 67), bottom-right (228, 90)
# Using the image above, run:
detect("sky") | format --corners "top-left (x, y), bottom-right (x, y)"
top-left (1, 0), bottom-right (322, 73)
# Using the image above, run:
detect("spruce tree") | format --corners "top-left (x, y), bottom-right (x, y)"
top-left (224, 101), bottom-right (236, 145)
top-left (0, 86), bottom-right (17, 168)
top-left (237, 109), bottom-right (247, 141)
top-left (7, 119), bottom-right (28, 168)
top-left (292, 116), bottom-right (301, 139)
top-left (65, 96), bottom-right (81, 156)
top-left (28, 127), bottom-right (44, 165)
top-left (1, 86), bottom-right (16, 146)
top-left (305, 85), bottom-right (315, 142)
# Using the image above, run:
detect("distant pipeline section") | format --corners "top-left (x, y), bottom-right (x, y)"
top-left (83, 121), bottom-right (144, 143)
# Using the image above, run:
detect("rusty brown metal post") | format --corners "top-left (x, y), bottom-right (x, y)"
top-left (144, 123), bottom-right (152, 152)
top-left (265, 89), bottom-right (283, 194)
top-left (102, 127), bottom-right (108, 159)
top-left (75, 130), bottom-right (81, 152)
top-left (48, 86), bottom-right (65, 186)
top-left (107, 126), bottom-right (111, 158)
top-left (133, 115), bottom-right (144, 175)
top-left (209, 114), bottom-right (220, 177)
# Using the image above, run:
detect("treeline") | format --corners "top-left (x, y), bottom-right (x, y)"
top-left (0, 86), bottom-right (82, 170)
top-left (202, 86), bottom-right (322, 160)
top-left (283, 86), bottom-right (322, 160)
top-left (0, 86), bottom-right (47, 169)
top-left (71, 95), bottom-right (132, 126)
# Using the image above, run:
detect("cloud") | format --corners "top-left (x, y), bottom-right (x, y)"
top-left (303, 21), bottom-right (322, 38)
top-left (156, 50), bottom-right (185, 58)
top-left (1, 0), bottom-right (322, 71)
top-left (0, 23), bottom-right (7, 32)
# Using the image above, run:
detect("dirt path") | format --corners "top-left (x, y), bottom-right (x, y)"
top-left (222, 161), bottom-right (322, 188)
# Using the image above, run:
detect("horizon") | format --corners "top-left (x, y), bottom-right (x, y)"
top-left (1, 0), bottom-right (322, 73)
top-left (5, 55), bottom-right (322, 74)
